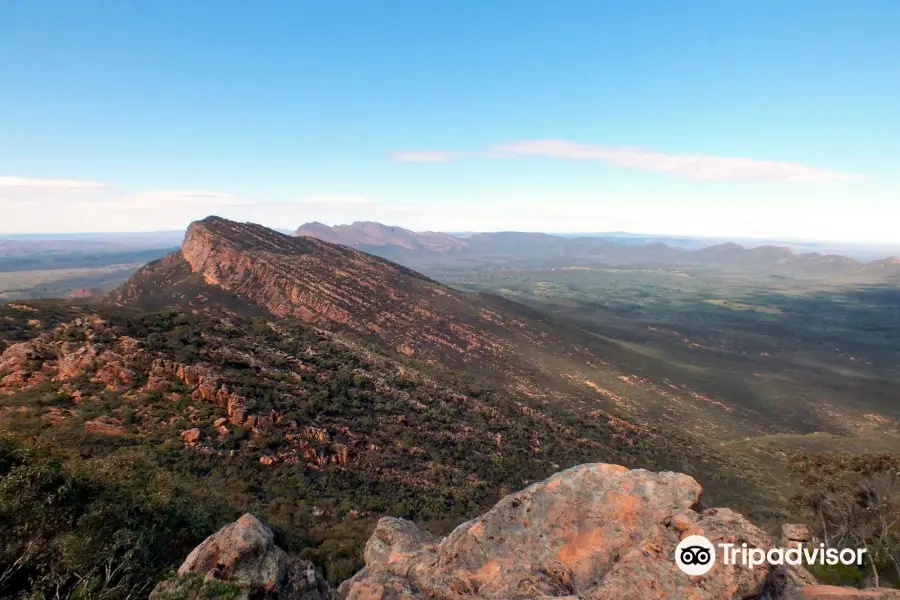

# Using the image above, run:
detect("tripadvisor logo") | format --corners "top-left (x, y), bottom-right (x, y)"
top-left (674, 535), bottom-right (867, 575)
top-left (675, 535), bottom-right (716, 575)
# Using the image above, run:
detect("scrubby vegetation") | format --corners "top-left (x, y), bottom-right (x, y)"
top-left (0, 302), bottom-right (779, 590)
top-left (791, 451), bottom-right (900, 589)
top-left (0, 435), bottom-right (227, 600)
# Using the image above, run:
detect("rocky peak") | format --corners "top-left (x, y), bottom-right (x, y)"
top-left (184, 216), bottom-right (316, 258)
top-left (121, 216), bottom-right (561, 372)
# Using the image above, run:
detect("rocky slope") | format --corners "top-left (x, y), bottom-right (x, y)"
top-left (156, 463), bottom-right (900, 600)
top-left (104, 216), bottom-right (900, 522)
top-left (111, 216), bottom-right (879, 456)
top-left (113, 217), bottom-right (577, 375)
top-left (1, 300), bottom-right (767, 585)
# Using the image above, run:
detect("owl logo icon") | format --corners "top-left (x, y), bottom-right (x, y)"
top-left (675, 535), bottom-right (716, 576)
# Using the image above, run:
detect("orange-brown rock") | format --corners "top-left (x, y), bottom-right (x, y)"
top-left (67, 287), bottom-right (101, 299)
top-left (181, 428), bottom-right (202, 445)
top-left (150, 513), bottom-right (331, 600)
top-left (782, 523), bottom-right (812, 545)
top-left (0, 323), bottom-right (270, 438)
top-left (339, 463), bottom-right (832, 600)
top-left (149, 358), bottom-right (256, 430)
top-left (0, 323), bottom-right (137, 394)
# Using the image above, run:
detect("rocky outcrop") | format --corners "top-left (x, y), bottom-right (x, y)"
top-left (337, 463), bottom-right (893, 600)
top-left (149, 464), bottom-right (899, 600)
top-left (0, 316), bottom-right (264, 425)
top-left (147, 358), bottom-right (265, 431)
top-left (0, 317), bottom-right (139, 394)
top-left (167, 217), bottom-right (565, 375)
top-left (181, 428), bottom-right (202, 445)
top-left (150, 513), bottom-right (331, 600)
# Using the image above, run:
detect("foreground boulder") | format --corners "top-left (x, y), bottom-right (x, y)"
top-left (150, 513), bottom-right (331, 600)
top-left (338, 463), bottom-right (896, 600)
top-left (151, 464), bottom-right (899, 599)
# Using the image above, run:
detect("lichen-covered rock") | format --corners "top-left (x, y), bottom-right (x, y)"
top-left (338, 463), bottom-right (836, 600)
top-left (150, 513), bottom-right (331, 600)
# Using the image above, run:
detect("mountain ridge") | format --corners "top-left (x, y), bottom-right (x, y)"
top-left (292, 221), bottom-right (900, 278)
top-left (111, 216), bottom-right (900, 449)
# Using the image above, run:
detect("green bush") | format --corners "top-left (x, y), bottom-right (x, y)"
top-left (0, 436), bottom-right (229, 600)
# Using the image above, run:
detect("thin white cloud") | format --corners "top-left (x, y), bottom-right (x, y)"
top-left (390, 150), bottom-right (461, 163)
top-left (491, 140), bottom-right (865, 183)
top-left (391, 140), bottom-right (864, 183)
top-left (0, 175), bottom-right (108, 190)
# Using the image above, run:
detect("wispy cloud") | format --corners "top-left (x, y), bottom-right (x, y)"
top-left (491, 140), bottom-right (865, 183)
top-left (0, 175), bottom-right (107, 191)
top-left (390, 150), bottom-right (461, 163)
top-left (391, 140), bottom-right (864, 183)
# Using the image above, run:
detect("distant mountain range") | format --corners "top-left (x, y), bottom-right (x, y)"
top-left (292, 221), bottom-right (900, 280)
top-left (294, 221), bottom-right (469, 252)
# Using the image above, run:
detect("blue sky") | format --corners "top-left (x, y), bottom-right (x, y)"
top-left (1, 0), bottom-right (898, 240)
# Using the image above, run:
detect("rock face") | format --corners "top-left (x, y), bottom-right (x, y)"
top-left (338, 463), bottom-right (894, 600)
top-left (114, 217), bottom-right (612, 383)
top-left (176, 217), bottom-right (515, 368)
top-left (151, 513), bottom-right (331, 600)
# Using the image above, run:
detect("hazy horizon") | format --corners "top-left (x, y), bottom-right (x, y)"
top-left (5, 220), bottom-right (900, 262)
